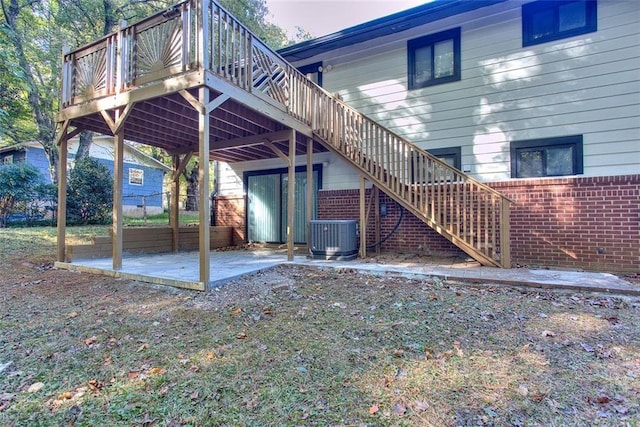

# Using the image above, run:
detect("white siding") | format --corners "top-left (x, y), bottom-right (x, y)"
top-left (296, 0), bottom-right (640, 186)
top-left (217, 151), bottom-right (362, 196)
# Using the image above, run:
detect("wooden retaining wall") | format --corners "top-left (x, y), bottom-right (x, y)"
top-left (66, 226), bottom-right (233, 261)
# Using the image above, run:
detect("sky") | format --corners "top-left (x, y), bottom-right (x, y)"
top-left (265, 0), bottom-right (430, 39)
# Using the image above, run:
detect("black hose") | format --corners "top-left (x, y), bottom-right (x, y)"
top-left (366, 201), bottom-right (404, 250)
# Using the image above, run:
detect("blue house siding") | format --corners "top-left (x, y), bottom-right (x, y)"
top-left (25, 147), bottom-right (53, 183)
top-left (19, 146), bottom-right (165, 208)
top-left (94, 159), bottom-right (164, 208)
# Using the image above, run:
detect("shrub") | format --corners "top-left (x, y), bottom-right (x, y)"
top-left (0, 162), bottom-right (43, 227)
top-left (67, 158), bottom-right (113, 225)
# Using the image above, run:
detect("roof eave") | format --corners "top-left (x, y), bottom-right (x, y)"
top-left (278, 0), bottom-right (507, 61)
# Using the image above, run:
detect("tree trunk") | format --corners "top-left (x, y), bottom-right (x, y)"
top-left (76, 130), bottom-right (93, 161)
top-left (184, 163), bottom-right (199, 211)
top-left (2, 0), bottom-right (57, 183)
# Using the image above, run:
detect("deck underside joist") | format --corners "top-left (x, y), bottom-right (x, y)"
top-left (63, 78), bottom-right (326, 163)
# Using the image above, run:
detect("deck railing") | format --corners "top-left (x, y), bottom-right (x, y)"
top-left (60, 0), bottom-right (511, 267)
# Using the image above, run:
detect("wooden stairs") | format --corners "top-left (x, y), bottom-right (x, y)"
top-left (308, 94), bottom-right (512, 268)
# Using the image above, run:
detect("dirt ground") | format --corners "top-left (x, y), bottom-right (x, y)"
top-left (1, 248), bottom-right (640, 425)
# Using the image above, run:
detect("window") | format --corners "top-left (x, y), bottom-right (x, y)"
top-left (408, 28), bottom-right (461, 89)
top-left (412, 146), bottom-right (462, 183)
top-left (522, 0), bottom-right (597, 46)
top-left (3, 155), bottom-right (13, 164)
top-left (429, 147), bottom-right (462, 169)
top-left (129, 168), bottom-right (144, 185)
top-left (298, 62), bottom-right (323, 87)
top-left (511, 135), bottom-right (583, 178)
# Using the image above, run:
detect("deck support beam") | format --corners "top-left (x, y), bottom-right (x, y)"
top-left (359, 175), bottom-right (367, 259)
top-left (286, 129), bottom-right (296, 261)
top-left (373, 186), bottom-right (381, 254)
top-left (306, 138), bottom-right (313, 255)
top-left (112, 126), bottom-right (124, 270)
top-left (56, 121), bottom-right (69, 262)
top-left (198, 87), bottom-right (211, 288)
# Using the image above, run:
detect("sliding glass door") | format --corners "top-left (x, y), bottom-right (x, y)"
top-left (246, 166), bottom-right (320, 244)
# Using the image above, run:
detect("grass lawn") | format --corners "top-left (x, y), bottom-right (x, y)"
top-left (0, 226), bottom-right (639, 426)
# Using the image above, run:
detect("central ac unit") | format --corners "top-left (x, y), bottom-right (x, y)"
top-left (309, 220), bottom-right (358, 261)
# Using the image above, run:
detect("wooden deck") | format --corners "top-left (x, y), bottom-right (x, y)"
top-left (56, 0), bottom-right (512, 289)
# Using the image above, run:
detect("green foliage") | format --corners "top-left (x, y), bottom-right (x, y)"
top-left (0, 162), bottom-right (43, 227)
top-left (67, 157), bottom-right (113, 225)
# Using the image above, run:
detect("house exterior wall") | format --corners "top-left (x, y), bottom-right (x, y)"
top-left (300, 0), bottom-right (639, 184)
top-left (216, 0), bottom-right (639, 272)
top-left (316, 174), bottom-right (640, 273)
top-left (13, 141), bottom-right (167, 216)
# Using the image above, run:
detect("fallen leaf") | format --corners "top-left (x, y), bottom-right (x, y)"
top-left (190, 391), bottom-right (199, 400)
top-left (84, 336), bottom-right (97, 346)
top-left (137, 343), bottom-right (149, 352)
top-left (27, 382), bottom-right (44, 393)
top-left (429, 294), bottom-right (437, 301)
top-left (596, 395), bottom-right (611, 404)
top-left (58, 391), bottom-right (73, 400)
top-left (148, 367), bottom-right (166, 375)
top-left (581, 343), bottom-right (595, 353)
top-left (127, 371), bottom-right (139, 379)
top-left (392, 349), bottom-right (404, 358)
top-left (393, 402), bottom-right (407, 415)
top-left (236, 332), bottom-right (247, 339)
top-left (206, 351), bottom-right (216, 359)
top-left (413, 400), bottom-right (429, 412)
top-left (517, 385), bottom-right (529, 397)
top-left (88, 379), bottom-right (104, 392)
top-left (541, 330), bottom-right (555, 337)
top-left (230, 307), bottom-right (242, 315)
top-left (530, 392), bottom-right (545, 402)
top-left (68, 312), bottom-right (78, 318)
top-left (368, 404), bottom-right (379, 414)
top-left (262, 306), bottom-right (274, 315)
top-left (0, 393), bottom-right (15, 401)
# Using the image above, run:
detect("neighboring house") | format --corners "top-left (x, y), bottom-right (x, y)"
top-left (0, 136), bottom-right (170, 216)
top-left (215, 0), bottom-right (639, 272)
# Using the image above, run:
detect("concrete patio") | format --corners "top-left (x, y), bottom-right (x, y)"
top-left (54, 249), bottom-right (639, 296)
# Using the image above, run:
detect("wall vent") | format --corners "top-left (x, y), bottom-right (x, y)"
top-left (309, 220), bottom-right (358, 261)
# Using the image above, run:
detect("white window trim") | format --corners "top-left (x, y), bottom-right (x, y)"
top-left (129, 168), bottom-right (144, 186)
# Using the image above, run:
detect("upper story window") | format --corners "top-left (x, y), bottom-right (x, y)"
top-left (511, 135), bottom-right (583, 178)
top-left (522, 0), bottom-right (597, 46)
top-left (129, 168), bottom-right (144, 185)
top-left (411, 146), bottom-right (462, 183)
top-left (408, 28), bottom-right (461, 90)
top-left (298, 62), bottom-right (323, 87)
top-left (429, 147), bottom-right (462, 169)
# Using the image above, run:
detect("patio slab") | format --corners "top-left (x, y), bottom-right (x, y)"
top-left (55, 250), bottom-right (640, 296)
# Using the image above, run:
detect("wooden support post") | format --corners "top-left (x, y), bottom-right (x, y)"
top-left (374, 186), bottom-right (380, 254)
top-left (56, 133), bottom-right (68, 262)
top-left (170, 154), bottom-right (180, 252)
top-left (112, 127), bottom-right (124, 270)
top-left (359, 175), bottom-right (367, 259)
top-left (286, 129), bottom-right (296, 261)
top-left (500, 200), bottom-right (511, 268)
top-left (198, 87), bottom-right (211, 288)
top-left (306, 138), bottom-right (313, 255)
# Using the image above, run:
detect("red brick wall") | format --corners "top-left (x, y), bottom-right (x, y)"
top-left (317, 175), bottom-right (639, 273)
top-left (213, 195), bottom-right (245, 245)
top-left (317, 189), bottom-right (463, 257)
top-left (490, 175), bottom-right (639, 273)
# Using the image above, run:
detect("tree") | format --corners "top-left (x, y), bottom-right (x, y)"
top-left (0, 162), bottom-right (42, 227)
top-left (1, 0), bottom-right (304, 186)
top-left (0, 0), bottom-right (174, 180)
top-left (67, 157), bottom-right (112, 224)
